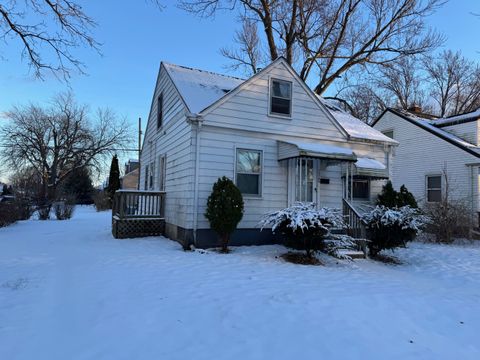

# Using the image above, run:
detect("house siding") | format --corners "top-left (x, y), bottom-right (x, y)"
top-left (374, 111), bottom-right (479, 214)
top-left (440, 121), bottom-right (478, 146)
top-left (139, 65), bottom-right (195, 233)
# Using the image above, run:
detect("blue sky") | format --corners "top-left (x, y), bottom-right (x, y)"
top-left (0, 0), bottom-right (479, 182)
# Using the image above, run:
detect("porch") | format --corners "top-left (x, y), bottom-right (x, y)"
top-left (112, 190), bottom-right (166, 239)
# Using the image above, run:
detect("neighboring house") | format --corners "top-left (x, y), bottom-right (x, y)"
top-left (373, 107), bottom-right (480, 224)
top-left (121, 159), bottom-right (140, 190)
top-left (139, 57), bottom-right (397, 247)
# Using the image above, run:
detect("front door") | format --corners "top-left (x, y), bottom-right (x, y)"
top-left (288, 158), bottom-right (318, 204)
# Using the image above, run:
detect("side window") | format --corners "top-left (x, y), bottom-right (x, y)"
top-left (352, 179), bottom-right (370, 200)
top-left (236, 149), bottom-right (262, 196)
top-left (158, 155), bottom-right (166, 191)
top-left (149, 162), bottom-right (155, 189)
top-left (270, 79), bottom-right (292, 116)
top-left (426, 175), bottom-right (442, 202)
top-left (382, 130), bottom-right (394, 139)
top-left (157, 93), bottom-right (163, 129)
top-left (144, 165), bottom-right (149, 190)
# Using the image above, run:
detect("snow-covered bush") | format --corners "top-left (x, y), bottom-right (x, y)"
top-left (259, 203), bottom-right (345, 258)
top-left (53, 198), bottom-right (76, 220)
top-left (205, 177), bottom-right (244, 253)
top-left (362, 205), bottom-right (428, 256)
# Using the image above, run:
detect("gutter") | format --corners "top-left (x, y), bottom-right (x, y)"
top-left (186, 113), bottom-right (204, 247)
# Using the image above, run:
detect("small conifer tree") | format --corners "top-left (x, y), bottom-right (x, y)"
top-left (376, 181), bottom-right (398, 207)
top-left (398, 185), bottom-right (418, 208)
top-left (205, 177), bottom-right (244, 253)
top-left (107, 155), bottom-right (121, 202)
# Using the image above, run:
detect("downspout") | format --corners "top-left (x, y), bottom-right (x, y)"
top-left (187, 113), bottom-right (204, 247)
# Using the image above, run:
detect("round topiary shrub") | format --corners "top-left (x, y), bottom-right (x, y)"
top-left (205, 176), bottom-right (244, 253)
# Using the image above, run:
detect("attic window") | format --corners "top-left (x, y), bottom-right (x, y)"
top-left (270, 79), bottom-right (292, 116)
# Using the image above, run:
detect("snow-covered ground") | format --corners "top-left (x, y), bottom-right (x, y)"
top-left (1, 207), bottom-right (479, 360)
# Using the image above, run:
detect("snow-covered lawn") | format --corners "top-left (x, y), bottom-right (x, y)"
top-left (1, 207), bottom-right (479, 360)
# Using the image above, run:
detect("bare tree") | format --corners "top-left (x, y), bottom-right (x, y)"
top-left (180, 0), bottom-right (445, 95)
top-left (375, 57), bottom-right (428, 110)
top-left (0, 93), bottom-right (131, 210)
top-left (220, 18), bottom-right (263, 74)
top-left (424, 50), bottom-right (480, 117)
top-left (338, 84), bottom-right (388, 123)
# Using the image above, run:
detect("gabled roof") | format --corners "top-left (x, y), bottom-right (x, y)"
top-left (162, 59), bottom-right (394, 145)
top-left (163, 62), bottom-right (244, 114)
top-left (432, 109), bottom-right (480, 127)
top-left (320, 98), bottom-right (398, 145)
top-left (375, 108), bottom-right (480, 158)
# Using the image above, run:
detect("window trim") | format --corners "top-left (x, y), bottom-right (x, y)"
top-left (157, 93), bottom-right (164, 129)
top-left (144, 164), bottom-right (149, 190)
top-left (234, 147), bottom-right (263, 198)
top-left (158, 154), bottom-right (166, 192)
top-left (268, 77), bottom-right (293, 118)
top-left (426, 174), bottom-right (442, 203)
top-left (382, 129), bottom-right (394, 139)
top-left (149, 161), bottom-right (155, 190)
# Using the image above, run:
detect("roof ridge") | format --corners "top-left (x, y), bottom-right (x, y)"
top-left (444, 108), bottom-right (480, 119)
top-left (162, 61), bottom-right (246, 82)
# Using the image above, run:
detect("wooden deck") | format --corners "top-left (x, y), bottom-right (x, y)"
top-left (112, 190), bottom-right (166, 239)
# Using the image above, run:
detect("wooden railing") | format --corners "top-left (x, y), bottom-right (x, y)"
top-left (342, 198), bottom-right (367, 239)
top-left (112, 190), bottom-right (165, 220)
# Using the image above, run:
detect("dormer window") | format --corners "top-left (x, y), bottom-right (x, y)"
top-left (270, 79), bottom-right (292, 116)
top-left (157, 93), bottom-right (163, 129)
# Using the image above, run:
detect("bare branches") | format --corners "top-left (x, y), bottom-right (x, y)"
top-left (0, 0), bottom-right (100, 80)
top-left (0, 93), bottom-right (131, 202)
top-left (220, 18), bottom-right (263, 75)
top-left (181, 0), bottom-right (446, 95)
top-left (424, 50), bottom-right (480, 117)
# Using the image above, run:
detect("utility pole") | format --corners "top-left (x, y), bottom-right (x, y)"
top-left (137, 117), bottom-right (142, 190)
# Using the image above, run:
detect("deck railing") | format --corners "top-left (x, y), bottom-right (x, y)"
top-left (112, 190), bottom-right (166, 239)
top-left (112, 190), bottom-right (165, 220)
top-left (342, 198), bottom-right (367, 239)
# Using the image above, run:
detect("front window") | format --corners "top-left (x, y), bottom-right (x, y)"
top-left (236, 149), bottom-right (262, 196)
top-left (352, 179), bottom-right (369, 200)
top-left (427, 175), bottom-right (442, 202)
top-left (270, 79), bottom-right (292, 116)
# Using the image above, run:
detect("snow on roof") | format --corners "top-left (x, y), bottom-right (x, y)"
top-left (355, 157), bottom-right (386, 170)
top-left (431, 109), bottom-right (480, 126)
top-left (320, 98), bottom-right (398, 145)
top-left (163, 62), bottom-right (245, 114)
top-left (286, 140), bottom-right (355, 156)
top-left (395, 109), bottom-right (480, 151)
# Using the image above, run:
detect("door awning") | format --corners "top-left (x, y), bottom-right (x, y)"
top-left (354, 157), bottom-right (388, 179)
top-left (278, 140), bottom-right (357, 162)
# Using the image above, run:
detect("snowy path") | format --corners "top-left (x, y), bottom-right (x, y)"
top-left (1, 207), bottom-right (479, 360)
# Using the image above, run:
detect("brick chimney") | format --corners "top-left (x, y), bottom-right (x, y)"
top-left (408, 104), bottom-right (422, 113)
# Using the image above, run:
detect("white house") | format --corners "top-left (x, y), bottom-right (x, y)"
top-left (373, 108), bottom-right (480, 225)
top-left (139, 57), bottom-right (397, 247)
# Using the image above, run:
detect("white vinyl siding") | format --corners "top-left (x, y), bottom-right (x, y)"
top-left (374, 111), bottom-right (480, 211)
top-left (139, 65), bottom-right (194, 230)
